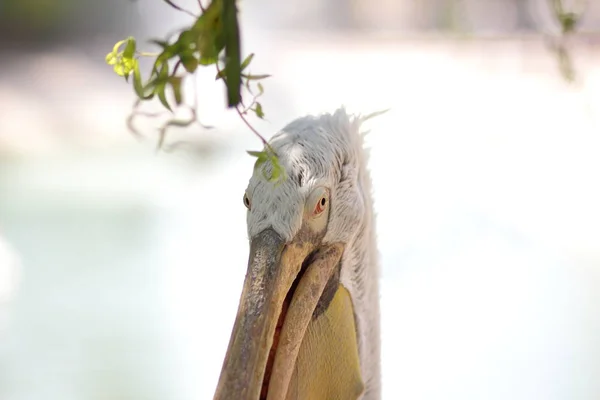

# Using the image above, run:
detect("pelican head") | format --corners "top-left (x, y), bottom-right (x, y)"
top-left (214, 108), bottom-right (381, 400)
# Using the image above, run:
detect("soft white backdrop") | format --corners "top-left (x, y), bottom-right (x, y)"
top-left (1, 5), bottom-right (600, 399)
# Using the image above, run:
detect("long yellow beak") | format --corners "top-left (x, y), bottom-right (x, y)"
top-left (213, 228), bottom-right (345, 400)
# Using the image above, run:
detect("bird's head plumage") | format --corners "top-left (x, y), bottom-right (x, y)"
top-left (214, 107), bottom-right (381, 400)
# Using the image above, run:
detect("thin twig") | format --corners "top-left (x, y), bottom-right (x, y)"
top-left (156, 106), bottom-right (198, 152)
top-left (214, 61), bottom-right (272, 149)
top-left (239, 96), bottom-right (257, 114)
top-left (173, 59), bottom-right (183, 75)
top-left (162, 0), bottom-right (198, 18)
top-left (235, 105), bottom-right (270, 147)
top-left (127, 99), bottom-right (170, 138)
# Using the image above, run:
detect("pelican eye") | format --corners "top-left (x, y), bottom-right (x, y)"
top-left (307, 187), bottom-right (329, 230)
top-left (314, 195), bottom-right (327, 215)
top-left (243, 193), bottom-right (251, 210)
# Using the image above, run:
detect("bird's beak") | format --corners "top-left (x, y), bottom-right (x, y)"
top-left (213, 228), bottom-right (345, 400)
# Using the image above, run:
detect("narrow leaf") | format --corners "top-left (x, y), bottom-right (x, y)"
top-left (248, 150), bottom-right (268, 170)
top-left (254, 102), bottom-right (264, 119)
top-left (177, 30), bottom-right (197, 52)
top-left (192, 0), bottom-right (222, 32)
top-left (195, 0), bottom-right (224, 66)
top-left (169, 76), bottom-right (183, 105)
top-left (132, 60), bottom-right (145, 99)
top-left (215, 68), bottom-right (227, 80)
top-left (157, 87), bottom-right (171, 111)
top-left (156, 62), bottom-right (172, 111)
top-left (269, 153), bottom-right (285, 184)
top-left (243, 74), bottom-right (271, 80)
top-left (222, 0), bottom-right (241, 107)
top-left (112, 40), bottom-right (126, 55)
top-left (240, 53), bottom-right (254, 71)
top-left (123, 37), bottom-right (136, 59)
top-left (199, 51), bottom-right (219, 66)
top-left (247, 150), bottom-right (265, 157)
top-left (180, 53), bottom-right (198, 73)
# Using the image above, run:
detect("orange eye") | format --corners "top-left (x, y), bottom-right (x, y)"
top-left (314, 196), bottom-right (327, 215)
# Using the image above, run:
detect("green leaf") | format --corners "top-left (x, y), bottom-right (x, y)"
top-left (156, 62), bottom-right (172, 111)
top-left (247, 150), bottom-right (267, 160)
top-left (177, 30), bottom-right (197, 51)
top-left (155, 47), bottom-right (177, 70)
top-left (112, 40), bottom-right (126, 55)
top-left (222, 0), bottom-right (241, 107)
top-left (140, 78), bottom-right (157, 101)
top-left (215, 68), bottom-right (227, 80)
top-left (199, 50), bottom-right (219, 66)
top-left (271, 167), bottom-right (281, 182)
top-left (169, 76), bottom-right (183, 105)
top-left (180, 53), bottom-right (198, 73)
top-left (247, 150), bottom-right (285, 183)
top-left (240, 53), bottom-right (254, 71)
top-left (257, 82), bottom-right (264, 95)
top-left (269, 152), bottom-right (282, 178)
top-left (124, 58), bottom-right (137, 79)
top-left (192, 0), bottom-right (222, 33)
top-left (153, 31), bottom-right (194, 72)
top-left (123, 37), bottom-right (136, 59)
top-left (194, 0), bottom-right (225, 66)
top-left (560, 12), bottom-right (578, 34)
top-left (157, 115), bottom-right (197, 151)
top-left (157, 87), bottom-right (171, 111)
top-left (247, 150), bottom-right (269, 170)
top-left (269, 153), bottom-right (285, 184)
top-left (242, 74), bottom-right (271, 80)
top-left (270, 163), bottom-right (280, 181)
top-left (254, 102), bottom-right (264, 119)
top-left (132, 60), bottom-right (145, 99)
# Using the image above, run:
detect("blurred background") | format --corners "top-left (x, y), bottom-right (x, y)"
top-left (1, 0), bottom-right (600, 399)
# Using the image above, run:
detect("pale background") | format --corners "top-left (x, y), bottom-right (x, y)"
top-left (1, 1), bottom-right (600, 399)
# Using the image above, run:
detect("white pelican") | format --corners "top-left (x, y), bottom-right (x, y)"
top-left (214, 108), bottom-right (381, 400)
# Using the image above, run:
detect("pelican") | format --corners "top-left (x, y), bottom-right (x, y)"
top-left (214, 108), bottom-right (381, 400)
